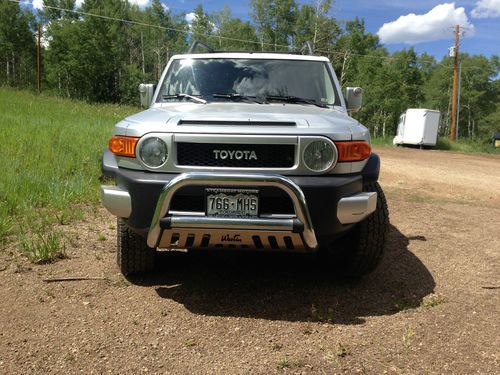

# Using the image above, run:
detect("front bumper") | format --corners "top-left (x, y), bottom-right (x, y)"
top-left (101, 170), bottom-right (377, 251)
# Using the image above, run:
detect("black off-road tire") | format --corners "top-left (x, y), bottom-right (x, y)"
top-left (117, 218), bottom-right (155, 276)
top-left (323, 182), bottom-right (389, 277)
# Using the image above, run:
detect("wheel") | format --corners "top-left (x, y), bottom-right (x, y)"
top-left (116, 218), bottom-right (155, 276)
top-left (322, 182), bottom-right (389, 277)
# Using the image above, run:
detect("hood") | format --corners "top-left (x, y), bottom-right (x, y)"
top-left (119, 102), bottom-right (368, 141)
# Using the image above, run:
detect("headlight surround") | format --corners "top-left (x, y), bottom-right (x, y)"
top-left (139, 137), bottom-right (168, 168)
top-left (303, 140), bottom-right (336, 172)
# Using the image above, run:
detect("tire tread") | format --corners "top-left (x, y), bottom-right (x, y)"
top-left (117, 218), bottom-right (155, 276)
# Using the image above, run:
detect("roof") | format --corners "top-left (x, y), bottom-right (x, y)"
top-left (493, 132), bottom-right (500, 140)
top-left (170, 52), bottom-right (330, 62)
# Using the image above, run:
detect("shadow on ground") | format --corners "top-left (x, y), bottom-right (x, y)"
top-left (132, 224), bottom-right (434, 324)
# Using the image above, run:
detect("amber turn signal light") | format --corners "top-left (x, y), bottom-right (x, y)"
top-left (335, 141), bottom-right (371, 162)
top-left (108, 136), bottom-right (139, 157)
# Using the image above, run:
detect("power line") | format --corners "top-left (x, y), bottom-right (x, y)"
top-left (9, 0), bottom-right (497, 73)
top-left (12, 0), bottom-right (294, 51)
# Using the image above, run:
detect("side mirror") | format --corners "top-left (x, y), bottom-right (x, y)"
top-left (346, 87), bottom-right (363, 113)
top-left (139, 83), bottom-right (155, 108)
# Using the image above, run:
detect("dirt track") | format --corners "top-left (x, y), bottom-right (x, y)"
top-left (1, 147), bottom-right (499, 374)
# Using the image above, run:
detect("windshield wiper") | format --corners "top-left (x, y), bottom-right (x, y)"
top-left (213, 93), bottom-right (266, 104)
top-left (266, 95), bottom-right (328, 108)
top-left (162, 93), bottom-right (207, 104)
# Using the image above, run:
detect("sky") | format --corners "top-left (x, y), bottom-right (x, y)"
top-left (28, 0), bottom-right (500, 60)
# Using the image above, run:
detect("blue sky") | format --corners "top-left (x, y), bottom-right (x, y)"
top-left (164, 0), bottom-right (500, 60)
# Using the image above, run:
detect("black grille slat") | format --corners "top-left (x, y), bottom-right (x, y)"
top-left (177, 142), bottom-right (295, 168)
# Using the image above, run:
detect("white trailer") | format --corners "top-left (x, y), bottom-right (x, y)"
top-left (393, 109), bottom-right (440, 147)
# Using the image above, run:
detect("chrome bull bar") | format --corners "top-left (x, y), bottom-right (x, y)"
top-left (146, 172), bottom-right (318, 250)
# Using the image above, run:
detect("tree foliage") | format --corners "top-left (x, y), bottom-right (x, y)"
top-left (0, 0), bottom-right (498, 141)
top-left (0, 0), bottom-right (35, 87)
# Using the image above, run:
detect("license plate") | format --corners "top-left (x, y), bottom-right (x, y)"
top-left (206, 188), bottom-right (259, 217)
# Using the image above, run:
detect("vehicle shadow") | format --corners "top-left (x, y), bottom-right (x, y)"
top-left (131, 224), bottom-right (435, 324)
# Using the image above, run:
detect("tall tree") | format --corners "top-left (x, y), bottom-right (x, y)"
top-left (294, 0), bottom-right (340, 53)
top-left (332, 17), bottom-right (381, 87)
top-left (189, 4), bottom-right (213, 47)
top-left (251, 0), bottom-right (298, 51)
top-left (212, 6), bottom-right (259, 51)
top-left (0, 0), bottom-right (35, 87)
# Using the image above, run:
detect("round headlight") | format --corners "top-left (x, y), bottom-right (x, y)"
top-left (303, 140), bottom-right (335, 172)
top-left (140, 137), bottom-right (168, 167)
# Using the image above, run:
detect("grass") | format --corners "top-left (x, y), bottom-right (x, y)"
top-left (276, 356), bottom-right (291, 370)
top-left (0, 87), bottom-right (138, 259)
top-left (403, 325), bottom-right (415, 351)
top-left (20, 230), bottom-right (67, 264)
top-left (371, 137), bottom-right (394, 147)
top-left (420, 294), bottom-right (445, 308)
top-left (310, 303), bottom-right (335, 323)
top-left (372, 136), bottom-right (500, 154)
top-left (436, 137), bottom-right (500, 153)
top-left (395, 294), bottom-right (445, 312)
top-left (335, 342), bottom-right (348, 358)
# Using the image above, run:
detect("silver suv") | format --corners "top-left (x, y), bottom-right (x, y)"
top-left (101, 45), bottom-right (389, 277)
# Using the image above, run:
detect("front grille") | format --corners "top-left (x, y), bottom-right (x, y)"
top-left (176, 142), bottom-right (295, 168)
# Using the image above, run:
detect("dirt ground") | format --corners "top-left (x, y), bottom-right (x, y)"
top-left (1, 146), bottom-right (499, 374)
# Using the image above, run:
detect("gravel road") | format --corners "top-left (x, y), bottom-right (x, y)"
top-left (1, 146), bottom-right (499, 374)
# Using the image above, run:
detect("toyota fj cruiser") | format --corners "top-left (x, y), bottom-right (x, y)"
top-left (101, 42), bottom-right (389, 277)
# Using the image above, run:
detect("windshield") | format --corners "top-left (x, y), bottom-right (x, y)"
top-left (158, 58), bottom-right (338, 106)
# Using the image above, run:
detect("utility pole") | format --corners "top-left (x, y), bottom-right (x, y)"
top-left (450, 24), bottom-right (460, 141)
top-left (456, 61), bottom-right (462, 140)
top-left (37, 24), bottom-right (41, 94)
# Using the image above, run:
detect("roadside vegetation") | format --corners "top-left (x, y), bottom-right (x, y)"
top-left (0, 87), bottom-right (137, 260)
top-left (372, 136), bottom-right (500, 153)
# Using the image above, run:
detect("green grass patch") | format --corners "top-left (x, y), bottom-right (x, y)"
top-left (372, 136), bottom-right (500, 153)
top-left (370, 137), bottom-right (394, 147)
top-left (0, 87), bottom-right (138, 255)
top-left (420, 294), bottom-right (445, 308)
top-left (436, 137), bottom-right (500, 153)
top-left (20, 230), bottom-right (67, 264)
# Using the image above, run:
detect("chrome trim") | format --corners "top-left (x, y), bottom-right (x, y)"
top-left (147, 172), bottom-right (318, 250)
top-left (337, 192), bottom-right (377, 224)
top-left (174, 133), bottom-right (297, 145)
top-left (169, 216), bottom-right (295, 231)
top-left (101, 186), bottom-right (132, 218)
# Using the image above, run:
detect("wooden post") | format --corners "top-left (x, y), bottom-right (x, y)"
top-left (37, 24), bottom-right (41, 94)
top-left (450, 25), bottom-right (460, 141)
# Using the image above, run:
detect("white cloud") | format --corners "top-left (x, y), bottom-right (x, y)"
top-left (128, 0), bottom-right (150, 7)
top-left (471, 0), bottom-right (500, 18)
top-left (31, 0), bottom-right (43, 9)
top-left (31, 0), bottom-right (84, 9)
top-left (377, 3), bottom-right (474, 44)
top-left (185, 12), bottom-right (196, 24)
top-left (161, 3), bottom-right (169, 12)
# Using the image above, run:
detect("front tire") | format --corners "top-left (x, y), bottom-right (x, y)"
top-left (323, 182), bottom-right (389, 277)
top-left (117, 218), bottom-right (155, 276)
